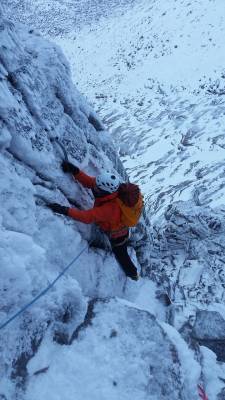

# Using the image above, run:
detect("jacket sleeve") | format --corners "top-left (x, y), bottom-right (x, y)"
top-left (74, 170), bottom-right (96, 188)
top-left (68, 204), bottom-right (111, 224)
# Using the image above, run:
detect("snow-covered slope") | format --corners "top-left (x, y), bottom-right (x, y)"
top-left (47, 0), bottom-right (225, 353)
top-left (0, 10), bottom-right (143, 399)
top-left (2, 0), bottom-right (225, 399)
top-left (0, 8), bottom-right (206, 400)
top-left (2, 0), bottom-right (140, 36)
top-left (45, 0), bottom-right (225, 217)
top-left (24, 298), bottom-right (198, 400)
top-left (43, 0), bottom-right (225, 371)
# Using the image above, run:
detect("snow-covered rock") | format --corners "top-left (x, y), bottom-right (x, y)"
top-left (192, 310), bottom-right (225, 362)
top-left (2, 0), bottom-right (225, 399)
top-left (0, 10), bottom-right (145, 399)
top-left (24, 298), bottom-right (199, 400)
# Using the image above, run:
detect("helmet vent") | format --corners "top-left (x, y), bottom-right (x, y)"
top-left (96, 171), bottom-right (120, 193)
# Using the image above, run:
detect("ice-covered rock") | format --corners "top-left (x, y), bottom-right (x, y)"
top-left (192, 310), bottom-right (225, 362)
top-left (1, 1), bottom-right (225, 399)
top-left (24, 298), bottom-right (200, 400)
top-left (0, 10), bottom-right (151, 400)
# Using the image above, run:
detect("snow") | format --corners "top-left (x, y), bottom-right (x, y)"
top-left (24, 299), bottom-right (186, 400)
top-left (132, 279), bottom-right (166, 320)
top-left (161, 321), bottom-right (201, 398)
top-left (0, 13), bottom-right (136, 398)
top-left (46, 0), bottom-right (225, 222)
top-left (200, 346), bottom-right (225, 400)
top-left (1, 0), bottom-right (225, 399)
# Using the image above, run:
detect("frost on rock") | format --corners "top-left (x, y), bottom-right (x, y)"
top-left (146, 199), bottom-right (225, 365)
top-left (192, 310), bottom-right (225, 362)
top-left (1, 1), bottom-right (224, 399)
top-left (24, 298), bottom-right (197, 400)
top-left (0, 11), bottom-right (152, 400)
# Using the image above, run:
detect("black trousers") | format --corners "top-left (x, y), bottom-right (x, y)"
top-left (110, 235), bottom-right (137, 278)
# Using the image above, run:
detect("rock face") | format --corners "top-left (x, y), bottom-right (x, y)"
top-left (146, 200), bottom-right (225, 365)
top-left (193, 311), bottom-right (225, 340)
top-left (192, 311), bottom-right (225, 362)
top-left (0, 9), bottom-right (101, 397)
top-left (0, 10), bottom-right (151, 400)
top-left (0, 3), bottom-right (224, 400)
top-left (148, 200), bottom-right (225, 303)
top-left (218, 388), bottom-right (225, 400)
top-left (0, 12), bottom-right (108, 179)
top-left (24, 298), bottom-right (196, 400)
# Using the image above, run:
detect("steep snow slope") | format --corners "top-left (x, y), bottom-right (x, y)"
top-left (2, 0), bottom-right (225, 399)
top-left (25, 298), bottom-right (197, 400)
top-left (2, 0), bottom-right (141, 35)
top-left (22, 0), bottom-right (225, 370)
top-left (0, 9), bottom-right (212, 400)
top-left (50, 0), bottom-right (225, 217)
top-left (48, 0), bottom-right (225, 368)
top-left (0, 10), bottom-right (138, 399)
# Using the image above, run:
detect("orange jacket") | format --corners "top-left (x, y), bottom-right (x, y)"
top-left (68, 170), bottom-right (128, 238)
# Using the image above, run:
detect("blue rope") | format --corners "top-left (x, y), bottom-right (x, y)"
top-left (0, 242), bottom-right (90, 330)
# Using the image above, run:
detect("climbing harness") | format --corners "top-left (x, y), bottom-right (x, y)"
top-left (0, 241), bottom-right (92, 330)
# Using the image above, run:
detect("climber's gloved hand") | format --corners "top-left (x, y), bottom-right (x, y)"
top-left (47, 203), bottom-right (68, 215)
top-left (61, 161), bottom-right (80, 175)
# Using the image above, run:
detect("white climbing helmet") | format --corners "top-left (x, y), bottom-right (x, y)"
top-left (96, 170), bottom-right (120, 193)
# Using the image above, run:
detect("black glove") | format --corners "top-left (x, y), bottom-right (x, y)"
top-left (47, 203), bottom-right (68, 215)
top-left (61, 161), bottom-right (80, 175)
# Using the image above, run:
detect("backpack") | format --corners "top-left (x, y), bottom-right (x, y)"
top-left (117, 183), bottom-right (143, 227)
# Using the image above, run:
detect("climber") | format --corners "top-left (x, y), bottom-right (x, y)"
top-left (47, 161), bottom-right (140, 281)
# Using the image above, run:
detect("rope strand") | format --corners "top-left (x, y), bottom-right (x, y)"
top-left (0, 242), bottom-right (91, 330)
